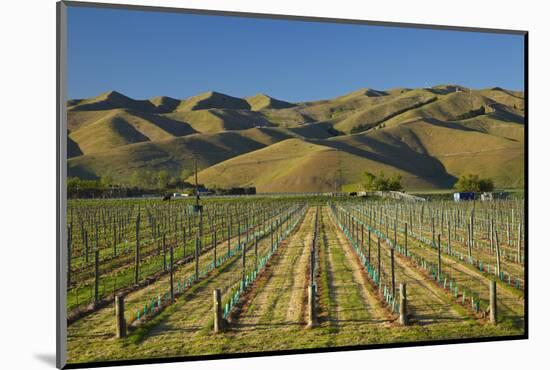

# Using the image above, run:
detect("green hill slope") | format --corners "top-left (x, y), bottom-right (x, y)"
top-left (192, 136), bottom-right (445, 192)
top-left (68, 109), bottom-right (195, 154)
top-left (67, 128), bottom-right (297, 182)
top-left (195, 116), bottom-right (524, 192)
top-left (333, 89), bottom-right (438, 133)
top-left (336, 118), bottom-right (524, 188)
top-left (380, 90), bottom-right (523, 129)
top-left (66, 85), bottom-right (525, 191)
top-left (188, 138), bottom-right (342, 192)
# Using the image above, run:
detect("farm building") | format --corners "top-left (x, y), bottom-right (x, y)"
top-left (481, 192), bottom-right (510, 201)
top-left (453, 192), bottom-right (475, 202)
top-left (481, 192), bottom-right (493, 201)
top-left (172, 193), bottom-right (189, 198)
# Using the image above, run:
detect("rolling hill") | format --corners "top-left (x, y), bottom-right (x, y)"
top-left (175, 91), bottom-right (250, 111)
top-left (68, 127), bottom-right (303, 182)
top-left (67, 109), bottom-right (195, 155)
top-left (69, 90), bottom-right (158, 113)
top-left (67, 85), bottom-right (525, 191)
top-left (193, 118), bottom-right (524, 192)
top-left (164, 109), bottom-right (270, 134)
top-left (245, 94), bottom-right (296, 111)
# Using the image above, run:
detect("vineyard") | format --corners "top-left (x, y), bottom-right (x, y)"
top-left (65, 196), bottom-right (525, 364)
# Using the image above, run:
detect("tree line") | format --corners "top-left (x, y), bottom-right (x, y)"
top-left (361, 171), bottom-right (495, 193)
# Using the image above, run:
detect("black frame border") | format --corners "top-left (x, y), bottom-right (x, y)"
top-left (56, 1), bottom-right (528, 369)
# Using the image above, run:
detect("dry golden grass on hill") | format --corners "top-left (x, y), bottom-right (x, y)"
top-left (67, 85), bottom-right (524, 190)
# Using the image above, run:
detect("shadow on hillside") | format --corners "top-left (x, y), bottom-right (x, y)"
top-left (315, 134), bottom-right (457, 189)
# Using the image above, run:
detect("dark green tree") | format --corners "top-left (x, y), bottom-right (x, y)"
top-left (455, 174), bottom-right (494, 192)
top-left (100, 172), bottom-right (113, 187)
top-left (363, 171), bottom-right (403, 191)
top-left (129, 170), bottom-right (141, 188)
top-left (363, 171), bottom-right (377, 191)
top-left (157, 170), bottom-right (170, 189)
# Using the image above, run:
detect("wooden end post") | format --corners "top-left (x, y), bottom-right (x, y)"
top-left (213, 289), bottom-right (224, 333)
top-left (307, 284), bottom-right (317, 328)
top-left (399, 283), bottom-right (408, 326)
top-left (489, 280), bottom-right (497, 324)
top-left (115, 295), bottom-right (126, 338)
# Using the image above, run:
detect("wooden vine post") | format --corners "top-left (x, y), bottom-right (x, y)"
top-left (170, 245), bottom-right (174, 301)
top-left (489, 280), bottom-right (497, 324)
top-left (404, 222), bottom-right (408, 256)
top-left (237, 220), bottom-right (241, 249)
top-left (227, 216), bottom-right (231, 255)
top-left (490, 219), bottom-right (494, 253)
top-left (84, 230), bottom-right (89, 263)
top-left (361, 223), bottom-right (364, 251)
top-left (242, 235), bottom-right (246, 283)
top-left (431, 217), bottom-right (435, 247)
top-left (517, 222), bottom-right (522, 264)
top-left (213, 288), bottom-right (224, 333)
top-left (271, 223), bottom-right (274, 252)
top-left (162, 233), bottom-right (167, 272)
top-left (194, 234), bottom-right (200, 280)
top-left (399, 283), bottom-right (408, 326)
top-left (447, 219), bottom-right (451, 254)
top-left (67, 224), bottom-right (72, 288)
top-left (307, 284), bottom-right (317, 328)
top-left (437, 234), bottom-right (442, 281)
top-left (194, 157), bottom-right (203, 279)
top-left (134, 210), bottom-right (140, 285)
top-left (367, 229), bottom-right (371, 263)
top-left (377, 236), bottom-right (381, 286)
top-left (393, 221), bottom-right (397, 250)
top-left (254, 235), bottom-right (258, 270)
top-left (94, 224), bottom-right (100, 306)
top-left (213, 228), bottom-right (217, 268)
top-left (494, 228), bottom-right (502, 278)
top-left (113, 223), bottom-right (117, 257)
top-left (115, 295), bottom-right (126, 338)
top-left (390, 248), bottom-right (395, 297)
top-left (467, 223), bottom-right (472, 259)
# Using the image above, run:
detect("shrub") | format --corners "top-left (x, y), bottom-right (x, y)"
top-left (363, 171), bottom-right (403, 191)
top-left (454, 174), bottom-right (494, 192)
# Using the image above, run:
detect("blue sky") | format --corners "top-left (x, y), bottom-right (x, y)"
top-left (67, 6), bottom-right (525, 102)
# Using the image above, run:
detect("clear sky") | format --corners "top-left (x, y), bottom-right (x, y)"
top-left (67, 6), bottom-right (525, 102)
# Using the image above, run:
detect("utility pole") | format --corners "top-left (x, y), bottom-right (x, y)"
top-left (194, 157), bottom-right (203, 280)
